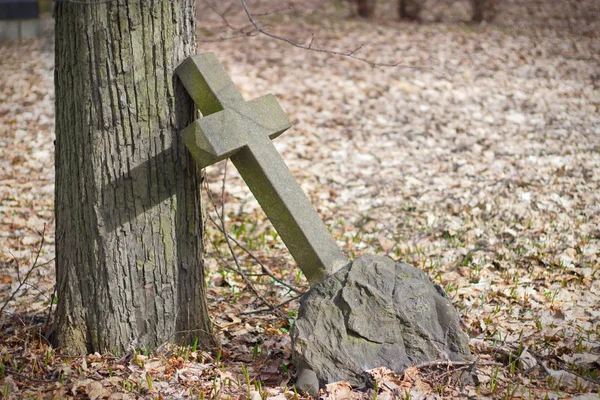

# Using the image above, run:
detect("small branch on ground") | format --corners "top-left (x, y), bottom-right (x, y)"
top-left (45, 286), bottom-right (56, 328)
top-left (415, 359), bottom-right (503, 369)
top-left (204, 163), bottom-right (291, 320)
top-left (527, 348), bottom-right (600, 388)
top-left (208, 237), bottom-right (290, 320)
top-left (0, 225), bottom-right (53, 318)
top-left (240, 293), bottom-right (303, 316)
top-left (4, 368), bottom-right (58, 383)
top-left (205, 209), bottom-right (304, 295)
top-left (203, 163), bottom-right (303, 295)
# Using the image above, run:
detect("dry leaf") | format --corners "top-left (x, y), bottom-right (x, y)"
top-left (378, 235), bottom-right (395, 252)
top-left (323, 381), bottom-right (353, 399)
top-left (87, 380), bottom-right (110, 400)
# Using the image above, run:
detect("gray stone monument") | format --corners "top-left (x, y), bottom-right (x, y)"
top-left (176, 53), bottom-right (348, 285)
top-left (176, 53), bottom-right (472, 396)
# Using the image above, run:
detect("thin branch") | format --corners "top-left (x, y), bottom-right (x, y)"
top-left (19, 281), bottom-right (54, 303)
top-left (0, 226), bottom-right (48, 317)
top-left (206, 164), bottom-right (289, 320)
top-left (528, 348), bottom-right (600, 387)
top-left (5, 368), bottom-right (58, 383)
top-left (219, 162), bottom-right (242, 274)
top-left (208, 234), bottom-right (289, 320)
top-left (45, 285), bottom-right (57, 328)
top-left (203, 168), bottom-right (303, 294)
top-left (200, 33), bottom-right (251, 43)
top-left (205, 212), bottom-right (303, 294)
top-left (415, 359), bottom-right (503, 369)
top-left (240, 294), bottom-right (302, 316)
top-left (201, 0), bottom-right (435, 70)
top-left (239, 0), bottom-right (427, 69)
top-left (203, 0), bottom-right (246, 32)
top-left (10, 251), bottom-right (21, 283)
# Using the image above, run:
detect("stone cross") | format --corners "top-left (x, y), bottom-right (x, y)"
top-left (176, 53), bottom-right (348, 285)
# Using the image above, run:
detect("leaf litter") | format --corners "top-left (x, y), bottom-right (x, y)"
top-left (1, 0), bottom-right (599, 398)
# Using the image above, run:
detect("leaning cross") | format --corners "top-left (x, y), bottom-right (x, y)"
top-left (176, 53), bottom-right (348, 285)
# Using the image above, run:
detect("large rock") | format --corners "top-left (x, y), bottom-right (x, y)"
top-left (292, 255), bottom-right (471, 393)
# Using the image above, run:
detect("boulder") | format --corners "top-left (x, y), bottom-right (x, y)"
top-left (292, 255), bottom-right (471, 394)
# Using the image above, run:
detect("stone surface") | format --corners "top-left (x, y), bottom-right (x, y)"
top-left (0, 19), bottom-right (40, 40)
top-left (176, 53), bottom-right (348, 285)
top-left (292, 254), bottom-right (472, 392)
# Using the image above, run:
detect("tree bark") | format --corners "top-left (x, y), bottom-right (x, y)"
top-left (471, 0), bottom-right (484, 22)
top-left (470, 0), bottom-right (497, 22)
top-left (399, 0), bottom-right (421, 21)
top-left (53, 0), bottom-right (216, 354)
top-left (357, 0), bottom-right (375, 18)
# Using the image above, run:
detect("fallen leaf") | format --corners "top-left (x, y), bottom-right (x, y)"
top-left (378, 235), bottom-right (395, 252)
top-left (87, 380), bottom-right (110, 400)
top-left (323, 381), bottom-right (353, 399)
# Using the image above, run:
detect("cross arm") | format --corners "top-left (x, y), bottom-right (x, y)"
top-left (180, 95), bottom-right (291, 169)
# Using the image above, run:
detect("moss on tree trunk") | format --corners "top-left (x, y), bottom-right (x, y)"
top-left (53, 0), bottom-right (216, 354)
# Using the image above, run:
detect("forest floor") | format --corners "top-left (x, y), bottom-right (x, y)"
top-left (1, 0), bottom-right (599, 398)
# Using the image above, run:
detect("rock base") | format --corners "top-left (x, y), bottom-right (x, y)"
top-left (292, 255), bottom-right (471, 394)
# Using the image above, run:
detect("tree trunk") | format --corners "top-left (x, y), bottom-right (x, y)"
top-left (357, 0), bottom-right (375, 18)
top-left (471, 0), bottom-right (484, 22)
top-left (399, 0), bottom-right (422, 20)
top-left (53, 0), bottom-right (216, 354)
top-left (470, 0), bottom-right (497, 22)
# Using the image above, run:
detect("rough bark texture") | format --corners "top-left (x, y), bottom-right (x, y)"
top-left (357, 0), bottom-right (376, 18)
top-left (54, 0), bottom-right (216, 354)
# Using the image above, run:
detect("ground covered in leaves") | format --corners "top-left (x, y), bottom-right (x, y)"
top-left (1, 0), bottom-right (599, 398)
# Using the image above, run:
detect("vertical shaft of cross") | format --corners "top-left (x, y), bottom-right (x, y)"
top-left (230, 133), bottom-right (346, 284)
top-left (176, 54), bottom-right (348, 285)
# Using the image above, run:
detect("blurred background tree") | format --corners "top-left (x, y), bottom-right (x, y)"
top-left (353, 0), bottom-right (497, 22)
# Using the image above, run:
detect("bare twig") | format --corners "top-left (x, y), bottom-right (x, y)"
top-left (45, 285), bottom-right (57, 328)
top-left (201, 0), bottom-right (432, 69)
top-left (5, 368), bottom-right (58, 383)
top-left (240, 294), bottom-right (302, 316)
top-left (527, 348), bottom-right (600, 387)
top-left (204, 0), bottom-right (251, 33)
top-left (435, 365), bottom-right (470, 384)
top-left (415, 359), bottom-right (503, 369)
top-left (203, 167), bottom-right (303, 294)
top-left (206, 212), bottom-right (303, 294)
top-left (206, 163), bottom-right (290, 320)
top-left (18, 281), bottom-right (54, 303)
top-left (239, 0), bottom-right (426, 69)
top-left (0, 225), bottom-right (49, 317)
top-left (208, 235), bottom-right (289, 320)
top-left (200, 33), bottom-right (252, 43)
top-left (11, 251), bottom-right (21, 283)
top-left (219, 162), bottom-right (241, 271)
